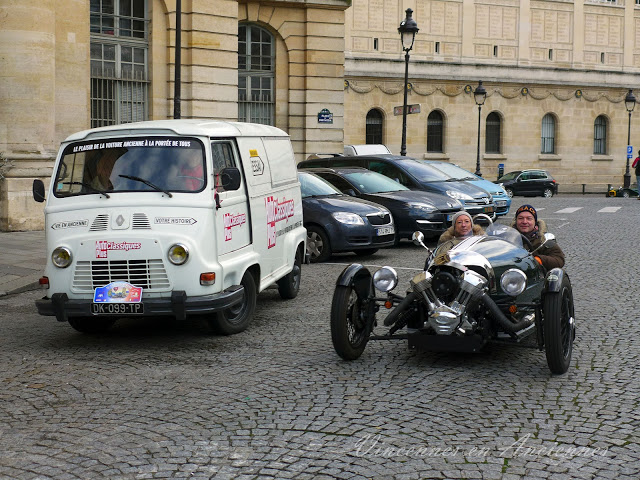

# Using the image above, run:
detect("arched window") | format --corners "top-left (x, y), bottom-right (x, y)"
top-left (238, 24), bottom-right (274, 125)
top-left (541, 114), bottom-right (555, 154)
top-left (90, 0), bottom-right (149, 127)
top-left (594, 115), bottom-right (607, 154)
top-left (485, 112), bottom-right (501, 153)
top-left (366, 109), bottom-right (383, 144)
top-left (427, 110), bottom-right (444, 153)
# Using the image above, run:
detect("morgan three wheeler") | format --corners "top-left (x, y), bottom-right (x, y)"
top-left (330, 218), bottom-right (575, 374)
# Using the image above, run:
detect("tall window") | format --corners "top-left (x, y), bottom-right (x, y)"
top-left (594, 115), bottom-right (607, 154)
top-left (238, 24), bottom-right (275, 125)
top-left (427, 110), bottom-right (444, 153)
top-left (90, 0), bottom-right (149, 127)
top-left (485, 112), bottom-right (501, 153)
top-left (541, 114), bottom-right (556, 154)
top-left (366, 109), bottom-right (383, 144)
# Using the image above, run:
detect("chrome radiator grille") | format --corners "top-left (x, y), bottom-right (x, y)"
top-left (73, 259), bottom-right (170, 292)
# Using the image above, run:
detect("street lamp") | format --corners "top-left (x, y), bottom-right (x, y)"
top-left (398, 8), bottom-right (419, 156)
top-left (624, 89), bottom-right (636, 188)
top-left (473, 80), bottom-right (487, 177)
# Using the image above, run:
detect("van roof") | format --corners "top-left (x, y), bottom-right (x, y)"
top-left (64, 119), bottom-right (289, 142)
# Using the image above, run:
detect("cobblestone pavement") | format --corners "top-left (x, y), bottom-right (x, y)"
top-left (1, 195), bottom-right (639, 480)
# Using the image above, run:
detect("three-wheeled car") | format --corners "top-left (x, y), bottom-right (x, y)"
top-left (330, 218), bottom-right (575, 374)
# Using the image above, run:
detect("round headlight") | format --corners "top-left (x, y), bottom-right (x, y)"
top-left (168, 243), bottom-right (189, 265)
top-left (373, 266), bottom-right (398, 292)
top-left (51, 247), bottom-right (72, 268)
top-left (500, 268), bottom-right (527, 296)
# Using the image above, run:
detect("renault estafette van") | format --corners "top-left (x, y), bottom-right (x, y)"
top-left (32, 120), bottom-right (306, 335)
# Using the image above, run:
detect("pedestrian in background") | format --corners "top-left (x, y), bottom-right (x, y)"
top-left (633, 150), bottom-right (640, 200)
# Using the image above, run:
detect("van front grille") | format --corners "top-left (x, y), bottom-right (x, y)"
top-left (72, 259), bottom-right (170, 292)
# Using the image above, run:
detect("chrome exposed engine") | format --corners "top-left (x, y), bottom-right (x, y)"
top-left (411, 268), bottom-right (488, 335)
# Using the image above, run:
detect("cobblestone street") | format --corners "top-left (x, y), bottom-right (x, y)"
top-left (1, 195), bottom-right (638, 479)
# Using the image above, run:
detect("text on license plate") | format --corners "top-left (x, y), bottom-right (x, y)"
top-left (483, 206), bottom-right (495, 213)
top-left (91, 303), bottom-right (144, 315)
top-left (376, 226), bottom-right (395, 236)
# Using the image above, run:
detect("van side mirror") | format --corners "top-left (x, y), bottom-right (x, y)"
top-left (33, 179), bottom-right (46, 203)
top-left (219, 167), bottom-right (241, 191)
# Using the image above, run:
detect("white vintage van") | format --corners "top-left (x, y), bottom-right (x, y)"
top-left (33, 120), bottom-right (306, 334)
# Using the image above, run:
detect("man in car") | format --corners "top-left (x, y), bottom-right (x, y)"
top-left (512, 204), bottom-right (565, 270)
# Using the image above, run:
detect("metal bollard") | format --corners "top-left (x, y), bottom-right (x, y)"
top-left (582, 184), bottom-right (586, 194)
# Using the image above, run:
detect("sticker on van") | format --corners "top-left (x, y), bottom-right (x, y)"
top-left (223, 212), bottom-right (247, 241)
top-left (266, 195), bottom-right (295, 248)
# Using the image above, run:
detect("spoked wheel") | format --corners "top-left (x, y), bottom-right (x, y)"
top-left (277, 250), bottom-right (302, 299)
top-left (307, 226), bottom-right (331, 263)
top-left (210, 271), bottom-right (257, 335)
top-left (543, 275), bottom-right (575, 374)
top-left (505, 188), bottom-right (514, 198)
top-left (543, 188), bottom-right (554, 198)
top-left (330, 285), bottom-right (371, 360)
top-left (68, 317), bottom-right (116, 333)
top-left (622, 190), bottom-right (630, 198)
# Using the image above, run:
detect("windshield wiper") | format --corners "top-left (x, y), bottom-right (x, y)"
top-left (119, 174), bottom-right (173, 198)
top-left (61, 181), bottom-right (110, 198)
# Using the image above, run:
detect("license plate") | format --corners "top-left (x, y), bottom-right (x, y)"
top-left (91, 303), bottom-right (144, 315)
top-left (483, 206), bottom-right (495, 213)
top-left (496, 200), bottom-right (507, 207)
top-left (376, 226), bottom-right (395, 236)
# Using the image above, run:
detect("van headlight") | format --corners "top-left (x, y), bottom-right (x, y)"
top-left (168, 243), bottom-right (189, 265)
top-left (51, 247), bottom-right (72, 268)
top-left (500, 269), bottom-right (527, 296)
top-left (373, 267), bottom-right (398, 292)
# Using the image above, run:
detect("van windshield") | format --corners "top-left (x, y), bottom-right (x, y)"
top-left (53, 136), bottom-right (206, 197)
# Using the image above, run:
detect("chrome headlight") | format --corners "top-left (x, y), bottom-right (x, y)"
top-left (373, 266), bottom-right (398, 292)
top-left (51, 247), bottom-right (72, 268)
top-left (500, 268), bottom-right (527, 296)
top-left (446, 190), bottom-right (473, 201)
top-left (168, 243), bottom-right (189, 265)
top-left (332, 212), bottom-right (365, 225)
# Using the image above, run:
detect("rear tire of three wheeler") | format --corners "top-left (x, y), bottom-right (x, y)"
top-left (68, 317), bottom-right (116, 333)
top-left (210, 271), bottom-right (257, 335)
top-left (543, 275), bottom-right (575, 375)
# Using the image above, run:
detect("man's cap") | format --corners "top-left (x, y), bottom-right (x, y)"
top-left (515, 204), bottom-right (537, 222)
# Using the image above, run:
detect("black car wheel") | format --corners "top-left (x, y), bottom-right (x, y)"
top-left (543, 275), bottom-right (574, 374)
top-left (505, 188), bottom-right (514, 198)
top-left (68, 317), bottom-right (116, 333)
top-left (210, 271), bottom-right (257, 335)
top-left (330, 285), bottom-right (370, 360)
top-left (277, 250), bottom-right (302, 299)
top-left (543, 188), bottom-right (554, 198)
top-left (307, 225), bottom-right (332, 263)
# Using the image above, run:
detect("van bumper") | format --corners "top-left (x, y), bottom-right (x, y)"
top-left (35, 286), bottom-right (244, 323)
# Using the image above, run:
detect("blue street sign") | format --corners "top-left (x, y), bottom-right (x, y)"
top-left (628, 145), bottom-right (633, 159)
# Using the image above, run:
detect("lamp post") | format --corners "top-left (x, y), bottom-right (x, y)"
top-left (398, 8), bottom-right (419, 156)
top-left (624, 89), bottom-right (636, 188)
top-left (473, 81), bottom-right (487, 177)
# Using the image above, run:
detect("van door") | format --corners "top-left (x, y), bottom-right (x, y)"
top-left (212, 140), bottom-right (251, 254)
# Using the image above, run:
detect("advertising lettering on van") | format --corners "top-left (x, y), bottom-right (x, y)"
top-left (223, 212), bottom-right (247, 241)
top-left (249, 149), bottom-right (264, 175)
top-left (265, 196), bottom-right (295, 249)
top-left (51, 219), bottom-right (88, 230)
top-left (154, 217), bottom-right (197, 225)
top-left (72, 139), bottom-right (195, 153)
top-left (96, 240), bottom-right (142, 259)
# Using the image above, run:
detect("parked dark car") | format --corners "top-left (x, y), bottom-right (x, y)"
top-left (300, 167), bottom-right (463, 242)
top-left (299, 171), bottom-right (395, 262)
top-left (298, 154), bottom-right (496, 218)
top-left (496, 170), bottom-right (558, 198)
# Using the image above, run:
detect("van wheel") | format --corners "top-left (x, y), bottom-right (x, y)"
top-left (277, 250), bottom-right (302, 299)
top-left (307, 226), bottom-right (331, 263)
top-left (68, 317), bottom-right (116, 333)
top-left (210, 271), bottom-right (257, 335)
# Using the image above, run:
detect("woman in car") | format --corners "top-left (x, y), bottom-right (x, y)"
top-left (437, 211), bottom-right (484, 245)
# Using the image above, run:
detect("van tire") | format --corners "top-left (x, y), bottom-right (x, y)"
top-left (210, 271), bottom-right (257, 335)
top-left (277, 250), bottom-right (301, 299)
top-left (68, 317), bottom-right (116, 333)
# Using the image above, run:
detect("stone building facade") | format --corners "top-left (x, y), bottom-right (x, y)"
top-left (1, 0), bottom-right (639, 231)
top-left (343, 0), bottom-right (640, 187)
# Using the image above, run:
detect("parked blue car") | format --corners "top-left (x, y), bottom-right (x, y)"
top-left (420, 160), bottom-right (512, 216)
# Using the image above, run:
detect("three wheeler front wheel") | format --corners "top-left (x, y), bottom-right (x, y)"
top-left (330, 285), bottom-right (370, 360)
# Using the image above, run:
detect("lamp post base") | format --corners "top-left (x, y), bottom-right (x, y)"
top-left (624, 172), bottom-right (631, 189)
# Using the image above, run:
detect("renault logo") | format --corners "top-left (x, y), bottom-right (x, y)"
top-left (116, 214), bottom-right (125, 226)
